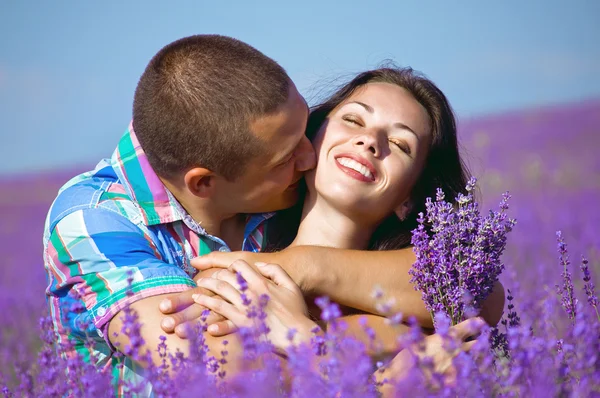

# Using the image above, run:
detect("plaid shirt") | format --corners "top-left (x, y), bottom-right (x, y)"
top-left (43, 123), bottom-right (273, 394)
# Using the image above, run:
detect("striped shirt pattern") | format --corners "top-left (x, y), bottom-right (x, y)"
top-left (42, 123), bottom-right (273, 393)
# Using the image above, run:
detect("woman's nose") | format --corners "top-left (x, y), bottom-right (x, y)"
top-left (353, 133), bottom-right (380, 156)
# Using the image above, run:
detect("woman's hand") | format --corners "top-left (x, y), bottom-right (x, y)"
top-left (192, 260), bottom-right (319, 353)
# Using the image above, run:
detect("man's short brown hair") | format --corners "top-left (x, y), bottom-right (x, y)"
top-left (132, 35), bottom-right (290, 181)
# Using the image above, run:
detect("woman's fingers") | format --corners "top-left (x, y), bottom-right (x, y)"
top-left (206, 319), bottom-right (238, 337)
top-left (255, 262), bottom-right (299, 291)
top-left (196, 277), bottom-right (245, 308)
top-left (192, 295), bottom-right (246, 326)
top-left (228, 260), bottom-right (268, 290)
top-left (211, 269), bottom-right (243, 291)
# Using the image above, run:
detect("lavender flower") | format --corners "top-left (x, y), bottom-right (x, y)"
top-left (410, 177), bottom-right (515, 326)
top-left (314, 296), bottom-right (342, 323)
top-left (555, 231), bottom-right (578, 322)
top-left (580, 256), bottom-right (599, 320)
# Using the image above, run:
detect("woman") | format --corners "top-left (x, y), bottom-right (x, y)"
top-left (188, 66), bottom-right (501, 327)
top-left (189, 67), bottom-right (495, 377)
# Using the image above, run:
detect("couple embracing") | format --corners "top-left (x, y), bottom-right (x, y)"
top-left (43, 34), bottom-right (504, 395)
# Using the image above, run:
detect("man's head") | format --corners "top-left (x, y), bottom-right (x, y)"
top-left (133, 35), bottom-right (315, 215)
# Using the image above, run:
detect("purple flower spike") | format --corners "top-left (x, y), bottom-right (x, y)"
top-left (410, 178), bottom-right (514, 326)
top-left (580, 256), bottom-right (599, 320)
top-left (315, 296), bottom-right (342, 322)
top-left (555, 231), bottom-right (578, 322)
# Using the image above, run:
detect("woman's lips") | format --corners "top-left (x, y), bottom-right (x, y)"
top-left (334, 153), bottom-right (377, 183)
top-left (335, 158), bottom-right (377, 183)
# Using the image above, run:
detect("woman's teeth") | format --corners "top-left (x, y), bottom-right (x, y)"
top-left (337, 157), bottom-right (373, 180)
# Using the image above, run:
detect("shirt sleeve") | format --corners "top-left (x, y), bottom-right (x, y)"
top-left (45, 207), bottom-right (196, 346)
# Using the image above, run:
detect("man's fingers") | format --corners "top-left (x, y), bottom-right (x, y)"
top-left (255, 262), bottom-right (298, 291)
top-left (461, 340), bottom-right (477, 352)
top-left (160, 303), bottom-right (211, 333)
top-left (191, 252), bottom-right (240, 270)
top-left (173, 312), bottom-right (227, 338)
top-left (159, 287), bottom-right (214, 314)
top-left (450, 317), bottom-right (485, 341)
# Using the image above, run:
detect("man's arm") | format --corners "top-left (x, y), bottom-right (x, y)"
top-left (191, 246), bottom-right (431, 324)
top-left (298, 246), bottom-right (505, 327)
top-left (340, 314), bottom-right (410, 359)
top-left (108, 294), bottom-right (246, 374)
top-left (292, 246), bottom-right (428, 319)
top-left (192, 246), bottom-right (505, 328)
top-left (46, 208), bottom-right (244, 373)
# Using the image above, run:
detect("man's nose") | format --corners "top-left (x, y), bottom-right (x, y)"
top-left (295, 136), bottom-right (316, 172)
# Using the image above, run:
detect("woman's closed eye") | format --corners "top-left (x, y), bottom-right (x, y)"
top-left (389, 139), bottom-right (411, 155)
top-left (341, 114), bottom-right (363, 127)
top-left (342, 114), bottom-right (412, 155)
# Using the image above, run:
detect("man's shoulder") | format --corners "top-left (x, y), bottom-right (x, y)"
top-left (45, 160), bottom-right (140, 235)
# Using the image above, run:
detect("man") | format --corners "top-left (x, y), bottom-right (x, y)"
top-left (44, 34), bottom-right (315, 391)
top-left (43, 34), bottom-right (502, 393)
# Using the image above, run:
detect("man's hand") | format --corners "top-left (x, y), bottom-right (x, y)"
top-left (158, 268), bottom-right (237, 337)
top-left (377, 317), bottom-right (485, 395)
top-left (190, 247), bottom-right (315, 293)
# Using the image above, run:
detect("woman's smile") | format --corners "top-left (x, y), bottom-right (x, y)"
top-left (334, 153), bottom-right (377, 182)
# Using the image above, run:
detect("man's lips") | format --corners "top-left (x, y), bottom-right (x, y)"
top-left (286, 177), bottom-right (302, 190)
top-left (334, 153), bottom-right (377, 182)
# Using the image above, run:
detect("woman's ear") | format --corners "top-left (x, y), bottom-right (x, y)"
top-left (395, 201), bottom-right (412, 221)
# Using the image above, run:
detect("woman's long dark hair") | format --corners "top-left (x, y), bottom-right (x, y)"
top-left (267, 66), bottom-right (470, 251)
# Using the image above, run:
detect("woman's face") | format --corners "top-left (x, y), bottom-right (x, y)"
top-left (307, 82), bottom-right (433, 224)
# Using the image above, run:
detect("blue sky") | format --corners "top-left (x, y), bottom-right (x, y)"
top-left (1, 0), bottom-right (599, 175)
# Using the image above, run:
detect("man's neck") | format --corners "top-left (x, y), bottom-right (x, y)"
top-left (220, 214), bottom-right (247, 251)
top-left (291, 193), bottom-right (374, 250)
top-left (161, 177), bottom-right (237, 241)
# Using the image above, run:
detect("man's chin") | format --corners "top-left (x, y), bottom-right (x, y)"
top-left (247, 191), bottom-right (300, 214)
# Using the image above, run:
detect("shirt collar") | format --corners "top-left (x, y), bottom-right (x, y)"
top-left (110, 123), bottom-right (276, 235)
top-left (111, 122), bottom-right (185, 226)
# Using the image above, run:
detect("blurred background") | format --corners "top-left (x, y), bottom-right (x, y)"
top-left (0, 0), bottom-right (599, 364)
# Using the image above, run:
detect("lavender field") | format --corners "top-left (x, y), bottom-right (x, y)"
top-left (458, 99), bottom-right (600, 290)
top-left (1, 99), bottom-right (598, 395)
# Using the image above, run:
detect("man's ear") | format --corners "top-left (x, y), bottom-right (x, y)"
top-left (395, 201), bottom-right (412, 221)
top-left (183, 167), bottom-right (216, 198)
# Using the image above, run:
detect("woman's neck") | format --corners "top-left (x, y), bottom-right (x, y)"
top-left (290, 193), bottom-right (375, 250)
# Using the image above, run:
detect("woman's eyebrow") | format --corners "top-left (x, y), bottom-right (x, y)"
top-left (393, 122), bottom-right (418, 140)
top-left (347, 101), bottom-right (374, 113)
top-left (346, 101), bottom-right (419, 140)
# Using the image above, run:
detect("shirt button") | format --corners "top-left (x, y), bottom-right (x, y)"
top-left (218, 246), bottom-right (230, 252)
top-left (97, 306), bottom-right (107, 317)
